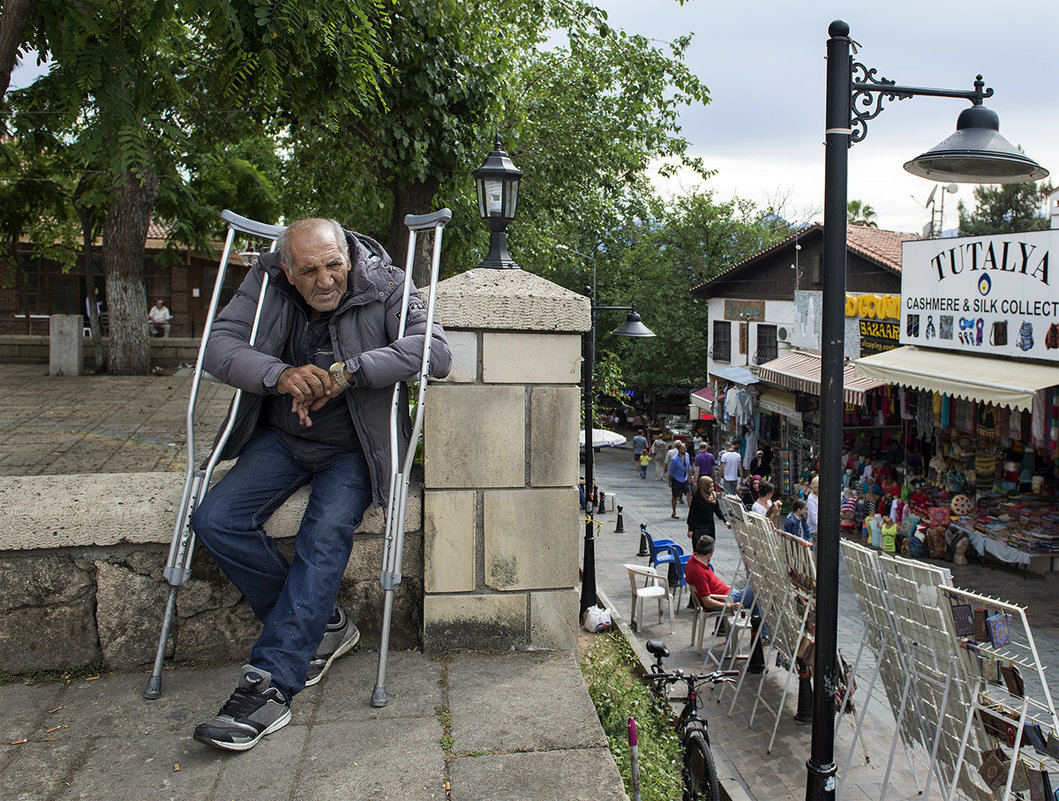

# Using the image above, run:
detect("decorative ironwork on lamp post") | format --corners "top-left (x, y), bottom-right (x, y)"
top-left (808, 20), bottom-right (1047, 801)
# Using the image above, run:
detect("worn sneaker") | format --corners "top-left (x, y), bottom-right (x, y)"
top-left (304, 606), bottom-right (360, 687)
top-left (193, 665), bottom-right (291, 751)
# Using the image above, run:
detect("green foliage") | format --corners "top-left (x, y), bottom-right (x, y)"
top-left (847, 199), bottom-right (878, 227)
top-left (604, 191), bottom-right (790, 390)
top-left (580, 631), bottom-right (682, 801)
top-left (957, 180), bottom-right (1053, 236)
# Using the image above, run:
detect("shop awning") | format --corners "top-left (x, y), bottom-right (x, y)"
top-left (854, 346), bottom-right (1059, 412)
top-left (711, 366), bottom-right (758, 386)
top-left (757, 350), bottom-right (886, 406)
top-left (757, 387), bottom-right (801, 419)
top-left (690, 386), bottom-right (715, 406)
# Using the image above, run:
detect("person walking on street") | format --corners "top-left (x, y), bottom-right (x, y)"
top-left (188, 217), bottom-right (452, 752)
top-left (650, 434), bottom-right (668, 480)
top-left (692, 442), bottom-right (715, 484)
top-left (719, 440), bottom-right (742, 495)
top-left (668, 441), bottom-right (691, 518)
top-left (686, 475), bottom-right (729, 552)
top-left (631, 429), bottom-right (648, 469)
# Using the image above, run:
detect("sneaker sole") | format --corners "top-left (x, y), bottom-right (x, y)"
top-left (304, 627), bottom-right (361, 688)
top-left (194, 708), bottom-right (292, 752)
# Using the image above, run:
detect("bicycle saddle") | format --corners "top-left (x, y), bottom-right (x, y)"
top-left (646, 640), bottom-right (670, 658)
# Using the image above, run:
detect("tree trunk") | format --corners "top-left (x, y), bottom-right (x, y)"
top-left (387, 177), bottom-right (440, 289)
top-left (0, 0), bottom-right (41, 99)
top-left (102, 171), bottom-right (157, 375)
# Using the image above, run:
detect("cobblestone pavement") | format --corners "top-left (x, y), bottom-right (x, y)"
top-left (587, 442), bottom-right (1058, 801)
top-left (0, 364), bottom-right (232, 476)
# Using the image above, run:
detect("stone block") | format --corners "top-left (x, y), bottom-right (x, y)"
top-left (423, 593), bottom-right (526, 651)
top-left (435, 269), bottom-right (591, 333)
top-left (437, 329), bottom-right (477, 383)
top-left (95, 561), bottom-right (170, 669)
top-left (336, 578), bottom-right (421, 650)
top-left (424, 386), bottom-right (525, 488)
top-left (529, 386), bottom-right (580, 487)
top-left (423, 490), bottom-right (475, 593)
top-left (49, 314), bottom-right (83, 376)
top-left (0, 554), bottom-right (94, 610)
top-left (342, 531), bottom-right (423, 584)
top-left (482, 332), bottom-right (582, 384)
top-left (483, 489), bottom-right (579, 591)
top-left (529, 589), bottom-right (579, 651)
top-left (0, 601), bottom-right (101, 673)
top-left (173, 602), bottom-right (260, 664)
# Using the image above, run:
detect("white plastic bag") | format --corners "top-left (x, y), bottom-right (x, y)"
top-left (582, 605), bottom-right (613, 632)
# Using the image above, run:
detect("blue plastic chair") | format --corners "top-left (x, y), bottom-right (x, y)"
top-left (640, 524), bottom-right (684, 571)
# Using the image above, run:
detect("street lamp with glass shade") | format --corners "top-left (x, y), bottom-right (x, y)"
top-left (808, 20), bottom-right (1048, 801)
top-left (473, 136), bottom-right (522, 269)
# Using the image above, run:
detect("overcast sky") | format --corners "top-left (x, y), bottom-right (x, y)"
top-left (12, 2), bottom-right (1057, 235)
top-left (596, 0), bottom-right (1058, 234)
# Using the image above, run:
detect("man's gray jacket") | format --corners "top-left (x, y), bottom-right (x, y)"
top-left (203, 229), bottom-right (452, 507)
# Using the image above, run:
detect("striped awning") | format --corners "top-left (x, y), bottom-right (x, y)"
top-left (756, 350), bottom-right (886, 406)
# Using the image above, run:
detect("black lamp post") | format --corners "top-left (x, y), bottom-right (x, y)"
top-left (473, 136), bottom-right (522, 269)
top-left (556, 245), bottom-right (655, 615)
top-left (808, 21), bottom-right (1048, 801)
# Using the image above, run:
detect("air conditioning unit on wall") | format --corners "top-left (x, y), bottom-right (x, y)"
top-left (778, 326), bottom-right (789, 342)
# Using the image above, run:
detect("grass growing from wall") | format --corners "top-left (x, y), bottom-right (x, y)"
top-left (579, 630), bottom-right (682, 801)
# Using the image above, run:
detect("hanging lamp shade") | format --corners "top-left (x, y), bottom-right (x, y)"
top-left (611, 310), bottom-right (655, 337)
top-left (904, 104), bottom-right (1048, 184)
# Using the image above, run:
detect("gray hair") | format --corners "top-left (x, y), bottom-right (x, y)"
top-left (276, 218), bottom-right (349, 272)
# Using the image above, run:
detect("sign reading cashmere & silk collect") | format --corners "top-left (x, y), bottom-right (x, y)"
top-left (900, 230), bottom-right (1059, 362)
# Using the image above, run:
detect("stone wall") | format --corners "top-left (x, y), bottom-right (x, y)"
top-left (0, 335), bottom-right (201, 368)
top-left (0, 472), bottom-right (422, 673)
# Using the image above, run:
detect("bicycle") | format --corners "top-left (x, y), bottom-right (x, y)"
top-left (644, 639), bottom-right (738, 801)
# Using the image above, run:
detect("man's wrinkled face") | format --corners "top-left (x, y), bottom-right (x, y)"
top-left (284, 225), bottom-right (350, 316)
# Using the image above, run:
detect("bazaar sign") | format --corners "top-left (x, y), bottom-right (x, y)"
top-left (900, 230), bottom-right (1059, 362)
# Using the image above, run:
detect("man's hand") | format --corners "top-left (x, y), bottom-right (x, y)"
top-left (276, 365), bottom-right (337, 405)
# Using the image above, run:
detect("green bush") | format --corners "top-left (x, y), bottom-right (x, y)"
top-left (579, 632), bottom-right (682, 801)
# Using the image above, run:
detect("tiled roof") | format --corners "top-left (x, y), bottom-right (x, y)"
top-left (146, 220), bottom-right (171, 240)
top-left (845, 224), bottom-right (919, 273)
top-left (690, 223), bottom-right (919, 295)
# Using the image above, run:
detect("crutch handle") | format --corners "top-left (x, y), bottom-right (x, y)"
top-left (403, 209), bottom-right (452, 231)
top-left (221, 209), bottom-right (286, 240)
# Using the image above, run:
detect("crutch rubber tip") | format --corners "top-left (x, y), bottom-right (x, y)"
top-left (144, 675), bottom-right (162, 700)
top-left (370, 686), bottom-right (389, 708)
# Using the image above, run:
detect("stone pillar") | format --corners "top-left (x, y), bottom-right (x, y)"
top-left (423, 269), bottom-right (590, 653)
top-left (49, 314), bottom-right (84, 376)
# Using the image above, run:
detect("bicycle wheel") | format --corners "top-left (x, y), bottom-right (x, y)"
top-left (683, 730), bottom-right (720, 801)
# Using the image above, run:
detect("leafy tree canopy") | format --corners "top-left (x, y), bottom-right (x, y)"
top-left (957, 180), bottom-right (1053, 236)
top-left (847, 199), bottom-right (878, 227)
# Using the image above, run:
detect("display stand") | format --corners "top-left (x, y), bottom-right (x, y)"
top-left (938, 587), bottom-right (1059, 801)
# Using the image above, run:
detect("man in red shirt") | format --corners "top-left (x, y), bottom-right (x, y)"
top-left (684, 536), bottom-right (765, 672)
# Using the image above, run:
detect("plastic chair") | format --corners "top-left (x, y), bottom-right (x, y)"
top-left (640, 524), bottom-right (683, 571)
top-left (624, 563), bottom-right (674, 634)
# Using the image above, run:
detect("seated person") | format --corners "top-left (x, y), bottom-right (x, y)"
top-left (683, 536), bottom-right (765, 672)
top-left (750, 480), bottom-right (781, 523)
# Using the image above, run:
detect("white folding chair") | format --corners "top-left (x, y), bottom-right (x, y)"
top-left (624, 563), bottom-right (674, 634)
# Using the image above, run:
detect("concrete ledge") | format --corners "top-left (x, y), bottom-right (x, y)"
top-left (0, 471), bottom-right (420, 551)
top-left (0, 335), bottom-right (201, 368)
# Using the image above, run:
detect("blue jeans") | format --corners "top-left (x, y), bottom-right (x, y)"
top-left (192, 429), bottom-right (373, 699)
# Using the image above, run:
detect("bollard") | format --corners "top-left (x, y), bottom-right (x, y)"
top-left (637, 523), bottom-right (649, 557)
top-left (629, 717), bottom-right (641, 801)
top-left (794, 658), bottom-right (814, 723)
top-left (615, 504), bottom-right (625, 533)
top-left (597, 490), bottom-right (605, 514)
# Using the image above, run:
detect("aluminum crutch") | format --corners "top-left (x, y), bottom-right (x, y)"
top-left (371, 208), bottom-right (451, 708)
top-left (144, 210), bottom-right (284, 699)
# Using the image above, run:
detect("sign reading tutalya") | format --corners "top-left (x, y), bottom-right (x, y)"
top-left (901, 230), bottom-right (1059, 362)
